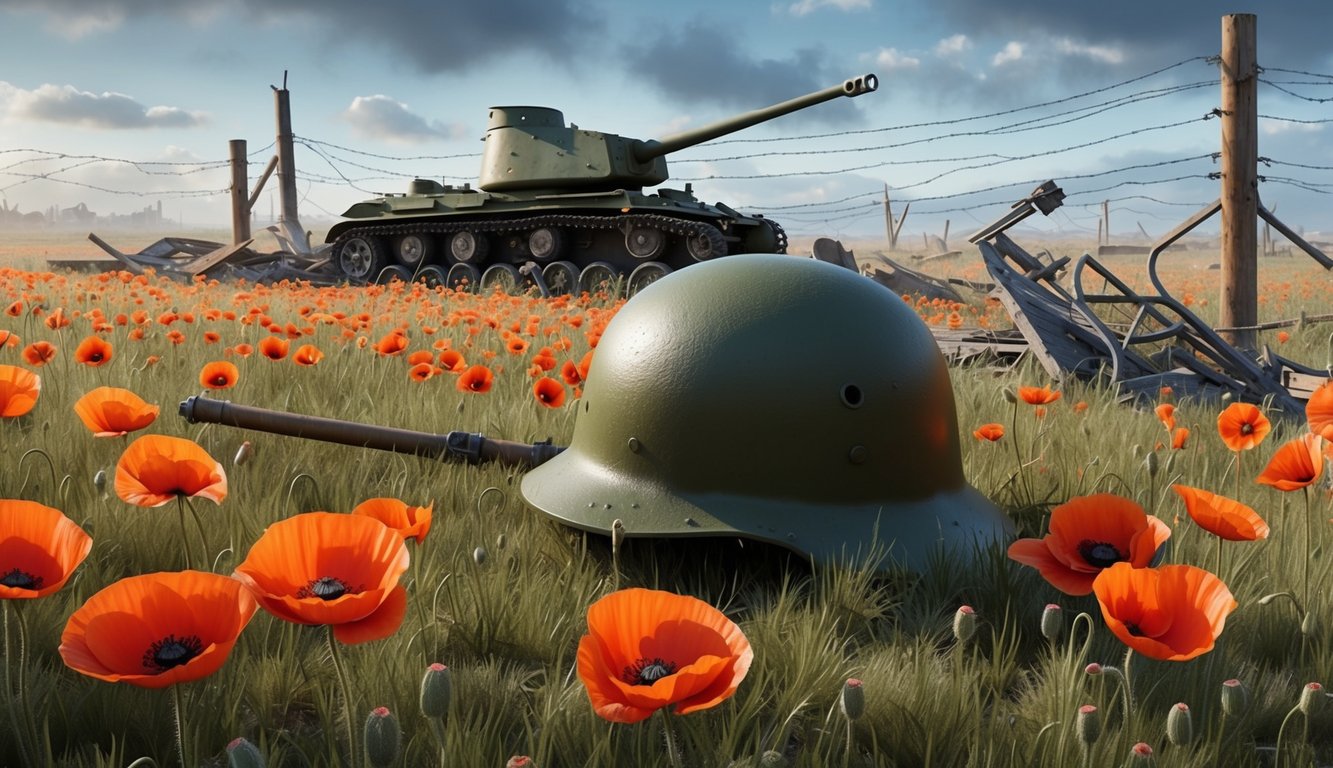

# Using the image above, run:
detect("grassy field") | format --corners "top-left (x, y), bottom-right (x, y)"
top-left (1, 228), bottom-right (1331, 767)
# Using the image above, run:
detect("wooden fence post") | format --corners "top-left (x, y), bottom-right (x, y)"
top-left (1220, 13), bottom-right (1258, 349)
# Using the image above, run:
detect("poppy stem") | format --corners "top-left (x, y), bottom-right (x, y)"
top-left (176, 497), bottom-right (199, 571)
top-left (182, 497), bottom-right (211, 571)
top-left (3, 602), bottom-right (36, 768)
top-left (170, 683), bottom-right (189, 768)
top-left (326, 625), bottom-right (358, 766)
top-left (658, 708), bottom-right (684, 768)
top-left (18, 448), bottom-right (57, 506)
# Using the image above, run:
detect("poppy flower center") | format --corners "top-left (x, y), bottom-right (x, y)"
top-left (623, 657), bottom-right (678, 686)
top-left (0, 568), bottom-right (42, 590)
top-left (211, 375), bottom-right (228, 385)
top-left (1077, 540), bottom-right (1123, 568)
top-left (143, 634), bottom-right (204, 672)
top-left (1240, 423), bottom-right (1253, 435)
top-left (1124, 623), bottom-right (1146, 637)
top-left (88, 352), bottom-right (104, 362)
top-left (298, 576), bottom-right (355, 600)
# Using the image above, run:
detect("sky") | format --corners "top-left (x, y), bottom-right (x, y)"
top-left (1, 0), bottom-right (1331, 245)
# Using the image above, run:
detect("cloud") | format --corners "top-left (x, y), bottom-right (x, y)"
top-left (872, 48), bottom-right (921, 71)
top-left (621, 20), bottom-right (869, 127)
top-left (0, 82), bottom-right (206, 129)
top-left (934, 34), bottom-right (972, 58)
top-left (1055, 38), bottom-right (1125, 65)
top-left (1262, 118), bottom-right (1325, 136)
top-left (341, 95), bottom-right (468, 144)
top-left (784, 0), bottom-right (872, 16)
top-left (991, 42), bottom-right (1024, 67)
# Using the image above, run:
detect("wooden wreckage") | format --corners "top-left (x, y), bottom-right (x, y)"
top-left (83, 231), bottom-right (343, 285)
top-left (947, 181), bottom-right (1330, 416)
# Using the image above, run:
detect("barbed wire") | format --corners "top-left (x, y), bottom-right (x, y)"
top-left (1260, 78), bottom-right (1333, 103)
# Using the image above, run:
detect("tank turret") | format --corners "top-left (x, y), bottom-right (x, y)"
top-left (325, 75), bottom-right (879, 293)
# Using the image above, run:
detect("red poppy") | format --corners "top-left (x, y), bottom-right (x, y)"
top-left (1217, 402), bottom-right (1271, 452)
top-left (560, 359), bottom-right (583, 386)
top-left (407, 350), bottom-right (434, 367)
top-left (1007, 494), bottom-right (1171, 596)
top-left (577, 588), bottom-right (752, 723)
top-left (506, 337), bottom-right (530, 355)
top-left (1308, 380), bottom-right (1333, 440)
top-left (21, 341), bottom-right (57, 367)
top-left (203, 331), bottom-right (221, 344)
top-left (199, 361), bottom-right (239, 390)
top-left (258, 336), bottom-right (289, 361)
top-left (73, 386), bottom-right (160, 437)
top-left (74, 335), bottom-right (113, 367)
top-left (233, 343), bottom-right (254, 358)
top-left (1170, 485), bottom-right (1268, 541)
top-left (0, 365), bottom-right (41, 418)
top-left (232, 512), bottom-right (409, 645)
top-left (457, 365), bottom-right (494, 393)
top-left (1092, 562), bottom-right (1236, 661)
top-left (351, 498), bottom-right (433, 544)
top-left (115, 435), bottom-right (228, 507)
top-left (375, 331), bottom-right (409, 356)
top-left (972, 423), bottom-right (1004, 442)
top-left (533, 377), bottom-right (567, 408)
top-left (0, 330), bottom-right (19, 349)
top-left (1155, 404), bottom-right (1175, 431)
top-left (0, 499), bottom-right (93, 599)
top-left (1018, 385), bottom-right (1061, 405)
top-left (408, 362), bottom-right (435, 382)
top-left (289, 344), bottom-right (322, 366)
top-left (1255, 432), bottom-right (1324, 491)
top-left (59, 570), bottom-right (257, 688)
top-left (1171, 427), bottom-right (1189, 450)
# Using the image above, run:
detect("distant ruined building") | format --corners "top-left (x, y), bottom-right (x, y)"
top-left (0, 199), bottom-right (165, 229)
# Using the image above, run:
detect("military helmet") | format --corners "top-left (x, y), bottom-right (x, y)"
top-left (520, 253), bottom-right (1011, 571)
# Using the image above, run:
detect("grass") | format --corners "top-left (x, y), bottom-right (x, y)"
top-left (1, 235), bottom-right (1332, 767)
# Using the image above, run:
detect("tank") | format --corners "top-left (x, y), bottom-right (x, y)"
top-left (326, 74), bottom-right (879, 294)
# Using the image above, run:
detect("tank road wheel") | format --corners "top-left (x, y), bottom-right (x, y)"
top-left (374, 264), bottom-right (413, 285)
top-left (542, 260), bottom-right (580, 296)
top-left (578, 261), bottom-right (621, 298)
top-left (416, 264), bottom-right (447, 289)
top-left (450, 230), bottom-right (489, 263)
top-left (336, 234), bottom-right (388, 281)
top-left (624, 226), bottom-right (666, 260)
top-left (446, 263), bottom-right (481, 292)
top-left (480, 263), bottom-right (522, 294)
top-left (394, 233), bottom-right (432, 267)
top-left (685, 224), bottom-right (727, 261)
top-left (527, 227), bottom-right (566, 261)
top-left (627, 261), bottom-right (673, 297)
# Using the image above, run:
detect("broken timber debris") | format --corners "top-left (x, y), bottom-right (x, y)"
top-left (83, 231), bottom-right (342, 285)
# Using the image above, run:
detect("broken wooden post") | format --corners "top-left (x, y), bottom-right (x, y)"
top-left (884, 184), bottom-right (895, 249)
top-left (272, 71), bottom-right (311, 255)
top-left (1220, 13), bottom-right (1258, 349)
top-left (1101, 200), bottom-right (1110, 246)
top-left (229, 139), bottom-right (251, 246)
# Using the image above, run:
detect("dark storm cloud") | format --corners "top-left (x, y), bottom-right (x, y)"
top-left (0, 0), bottom-right (598, 72)
top-left (620, 20), bottom-right (867, 127)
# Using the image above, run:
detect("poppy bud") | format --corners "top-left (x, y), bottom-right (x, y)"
top-left (474, 546), bottom-right (488, 566)
top-left (1040, 604), bottom-right (1063, 643)
top-left (1076, 704), bottom-right (1100, 745)
top-left (226, 737), bottom-right (267, 768)
top-left (363, 706), bottom-right (401, 768)
top-left (1003, 388), bottom-right (1017, 404)
top-left (1298, 682), bottom-right (1323, 716)
top-left (506, 757), bottom-right (535, 768)
top-left (611, 518), bottom-right (625, 555)
top-left (420, 663), bottom-right (452, 719)
top-left (1166, 702), bottom-right (1192, 746)
top-left (496, 532), bottom-right (507, 550)
top-left (1085, 663), bottom-right (1103, 677)
top-left (1132, 444), bottom-right (1142, 459)
top-left (1144, 451), bottom-right (1159, 478)
top-left (1220, 679), bottom-right (1248, 717)
top-left (234, 440), bottom-right (253, 467)
top-left (93, 469), bottom-right (107, 494)
top-left (1301, 610), bottom-right (1319, 638)
top-left (840, 678), bottom-right (865, 721)
top-left (953, 605), bottom-right (977, 644)
top-left (758, 750), bottom-right (789, 768)
top-left (1127, 742), bottom-right (1154, 763)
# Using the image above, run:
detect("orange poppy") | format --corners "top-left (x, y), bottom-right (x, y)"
top-left (59, 570), bottom-right (257, 688)
top-left (560, 359), bottom-right (583, 386)
top-left (1155, 404), bottom-right (1175, 431)
top-left (1018, 385), bottom-right (1061, 405)
top-left (533, 377), bottom-right (567, 408)
top-left (21, 341), bottom-right (57, 367)
top-left (1171, 485), bottom-right (1269, 541)
top-left (258, 336), bottom-right (289, 361)
top-left (203, 331), bottom-right (221, 344)
top-left (375, 331), bottom-right (409, 357)
top-left (408, 362), bottom-right (435, 382)
top-left (972, 423), bottom-right (1004, 442)
top-left (73, 386), bottom-right (160, 437)
top-left (0, 499), bottom-right (93, 599)
top-left (1216, 402), bottom-right (1271, 452)
top-left (115, 435), bottom-right (228, 507)
top-left (0, 330), bottom-right (19, 349)
top-left (1308, 380), bottom-right (1333, 440)
top-left (232, 512), bottom-right (409, 645)
top-left (438, 349), bottom-right (466, 373)
top-left (1091, 562), bottom-right (1236, 661)
top-left (0, 365), bottom-right (41, 418)
top-left (233, 343), bottom-right (254, 358)
top-left (576, 588), bottom-right (753, 723)
top-left (1007, 493), bottom-right (1171, 596)
top-left (199, 361), bottom-right (239, 390)
top-left (457, 365), bottom-right (494, 393)
top-left (1255, 432), bottom-right (1324, 492)
top-left (351, 498), bottom-right (433, 544)
top-left (506, 337), bottom-right (530, 355)
top-left (406, 350), bottom-right (434, 367)
top-left (292, 344), bottom-right (323, 366)
top-left (74, 335), bottom-right (113, 367)
top-left (1171, 427), bottom-right (1189, 450)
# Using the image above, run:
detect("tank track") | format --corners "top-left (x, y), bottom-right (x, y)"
top-left (334, 212), bottom-right (740, 249)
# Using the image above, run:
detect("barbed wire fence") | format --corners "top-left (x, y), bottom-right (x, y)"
top-left (1, 55), bottom-right (1329, 242)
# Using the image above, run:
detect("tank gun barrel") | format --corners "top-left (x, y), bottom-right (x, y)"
top-left (630, 73), bottom-right (878, 163)
top-left (179, 396), bottom-right (564, 469)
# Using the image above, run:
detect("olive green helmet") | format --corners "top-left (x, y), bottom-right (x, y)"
top-left (520, 254), bottom-right (1011, 571)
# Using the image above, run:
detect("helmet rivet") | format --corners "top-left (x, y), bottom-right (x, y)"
top-left (604, 504), bottom-right (613, 510)
top-left (587, 503), bottom-right (595, 508)
top-left (684, 518), bottom-right (700, 527)
top-left (627, 437), bottom-right (641, 453)
top-left (848, 445), bottom-right (868, 464)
